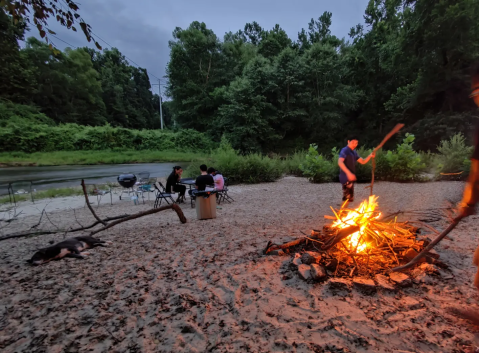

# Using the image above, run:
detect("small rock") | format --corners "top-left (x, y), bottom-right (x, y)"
top-left (298, 264), bottom-right (311, 280)
top-left (439, 270), bottom-right (454, 280)
top-left (268, 250), bottom-right (285, 256)
top-left (325, 258), bottom-right (338, 271)
top-left (375, 274), bottom-right (395, 291)
top-left (411, 263), bottom-right (440, 277)
top-left (292, 257), bottom-right (302, 266)
top-left (328, 278), bottom-right (351, 292)
top-left (353, 278), bottom-right (376, 294)
top-left (402, 248), bottom-right (426, 264)
top-left (389, 272), bottom-right (412, 287)
top-left (301, 253), bottom-right (315, 265)
top-left (402, 296), bottom-right (421, 310)
top-left (310, 264), bottom-right (327, 281)
top-left (301, 251), bottom-right (322, 265)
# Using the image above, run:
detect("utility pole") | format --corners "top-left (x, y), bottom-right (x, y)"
top-left (158, 78), bottom-right (164, 130)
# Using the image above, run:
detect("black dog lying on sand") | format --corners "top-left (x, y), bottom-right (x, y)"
top-left (27, 236), bottom-right (111, 265)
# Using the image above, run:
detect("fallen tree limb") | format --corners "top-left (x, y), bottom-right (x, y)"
top-left (90, 204), bottom-right (187, 236)
top-left (81, 179), bottom-right (106, 226)
top-left (0, 214), bottom-right (130, 242)
top-left (0, 230), bottom-right (58, 241)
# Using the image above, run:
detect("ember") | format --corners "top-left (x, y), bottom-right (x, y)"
top-left (264, 195), bottom-right (442, 280)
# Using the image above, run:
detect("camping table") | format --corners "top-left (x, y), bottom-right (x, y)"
top-left (179, 178), bottom-right (196, 208)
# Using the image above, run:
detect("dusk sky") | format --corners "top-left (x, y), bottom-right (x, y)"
top-left (23, 0), bottom-right (371, 95)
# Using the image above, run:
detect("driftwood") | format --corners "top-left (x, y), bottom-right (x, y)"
top-left (90, 204), bottom-right (187, 236)
top-left (0, 215), bottom-right (130, 241)
top-left (81, 179), bottom-right (106, 226)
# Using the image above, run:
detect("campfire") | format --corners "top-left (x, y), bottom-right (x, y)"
top-left (264, 195), bottom-right (442, 281)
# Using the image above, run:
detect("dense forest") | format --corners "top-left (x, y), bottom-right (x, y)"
top-left (2, 0), bottom-right (479, 154)
top-left (0, 8), bottom-right (168, 130)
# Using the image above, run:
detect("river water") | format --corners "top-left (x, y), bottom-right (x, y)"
top-left (0, 163), bottom-right (187, 195)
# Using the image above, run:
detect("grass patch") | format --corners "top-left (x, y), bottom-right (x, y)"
top-left (0, 187), bottom-right (85, 204)
top-left (0, 150), bottom-right (208, 167)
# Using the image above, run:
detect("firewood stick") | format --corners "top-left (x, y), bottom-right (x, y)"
top-left (321, 225), bottom-right (360, 250)
top-left (368, 123), bottom-right (405, 194)
top-left (373, 123), bottom-right (405, 153)
top-left (391, 218), bottom-right (460, 272)
top-left (263, 237), bottom-right (306, 254)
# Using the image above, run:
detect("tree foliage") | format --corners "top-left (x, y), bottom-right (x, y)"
top-left (2, 0), bottom-right (102, 49)
top-left (0, 8), bottom-right (161, 128)
top-left (2, 1), bottom-right (479, 154)
top-left (166, 0), bottom-right (479, 153)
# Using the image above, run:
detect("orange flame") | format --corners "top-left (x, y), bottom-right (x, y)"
top-left (331, 195), bottom-right (382, 253)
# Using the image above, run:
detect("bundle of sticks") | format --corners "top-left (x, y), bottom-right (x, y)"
top-left (264, 197), bottom-right (439, 278)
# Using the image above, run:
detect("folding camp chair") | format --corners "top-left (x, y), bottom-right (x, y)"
top-left (217, 177), bottom-right (234, 204)
top-left (153, 182), bottom-right (175, 208)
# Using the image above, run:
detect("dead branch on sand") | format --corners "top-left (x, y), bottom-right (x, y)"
top-left (0, 204), bottom-right (187, 241)
top-left (90, 204), bottom-right (187, 236)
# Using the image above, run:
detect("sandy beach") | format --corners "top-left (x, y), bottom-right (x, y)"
top-left (1, 177), bottom-right (479, 352)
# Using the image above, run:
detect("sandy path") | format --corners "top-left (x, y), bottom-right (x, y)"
top-left (1, 177), bottom-right (479, 352)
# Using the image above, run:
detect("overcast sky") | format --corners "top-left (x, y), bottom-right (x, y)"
top-left (24, 0), bottom-right (370, 94)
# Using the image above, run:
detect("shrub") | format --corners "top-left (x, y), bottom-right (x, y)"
top-left (184, 138), bottom-right (284, 184)
top-left (283, 151), bottom-right (306, 176)
top-left (382, 134), bottom-right (425, 181)
top-left (435, 133), bottom-right (473, 175)
top-left (299, 144), bottom-right (334, 183)
top-left (0, 120), bottom-right (216, 153)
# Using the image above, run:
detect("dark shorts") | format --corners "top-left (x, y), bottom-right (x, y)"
top-left (342, 181), bottom-right (354, 202)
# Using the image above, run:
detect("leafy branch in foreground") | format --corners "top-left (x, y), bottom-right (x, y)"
top-left (2, 0), bottom-right (102, 50)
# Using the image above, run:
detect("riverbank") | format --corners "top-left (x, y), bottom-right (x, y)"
top-left (2, 178), bottom-right (479, 352)
top-left (0, 150), bottom-right (209, 167)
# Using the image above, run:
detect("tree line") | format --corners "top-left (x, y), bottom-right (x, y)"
top-left (2, 0), bottom-right (479, 155)
top-left (0, 8), bottom-right (169, 130)
top-left (166, 0), bottom-right (479, 153)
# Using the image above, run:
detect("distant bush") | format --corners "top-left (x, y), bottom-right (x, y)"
top-left (299, 144), bottom-right (335, 183)
top-left (435, 133), bottom-right (472, 177)
top-left (185, 139), bottom-right (284, 184)
top-left (0, 117), bottom-right (216, 153)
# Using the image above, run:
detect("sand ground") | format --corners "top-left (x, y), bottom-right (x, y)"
top-left (1, 177), bottom-right (479, 353)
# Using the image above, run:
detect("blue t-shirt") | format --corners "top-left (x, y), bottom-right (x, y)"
top-left (339, 146), bottom-right (359, 184)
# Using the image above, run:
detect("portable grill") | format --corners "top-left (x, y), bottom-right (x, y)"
top-left (118, 173), bottom-right (138, 200)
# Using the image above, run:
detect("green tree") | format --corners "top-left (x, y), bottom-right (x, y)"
top-left (0, 8), bottom-right (34, 103)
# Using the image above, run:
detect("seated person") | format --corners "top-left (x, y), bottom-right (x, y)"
top-left (195, 164), bottom-right (215, 191)
top-left (207, 167), bottom-right (224, 190)
top-left (165, 166), bottom-right (186, 203)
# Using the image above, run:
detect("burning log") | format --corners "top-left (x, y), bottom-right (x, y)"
top-left (265, 195), bottom-right (441, 282)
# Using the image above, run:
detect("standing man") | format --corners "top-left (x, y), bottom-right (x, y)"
top-left (338, 136), bottom-right (375, 202)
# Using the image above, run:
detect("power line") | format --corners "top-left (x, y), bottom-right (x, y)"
top-left (90, 30), bottom-right (165, 83)
top-left (46, 31), bottom-right (168, 89)
top-left (50, 34), bottom-right (77, 49)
